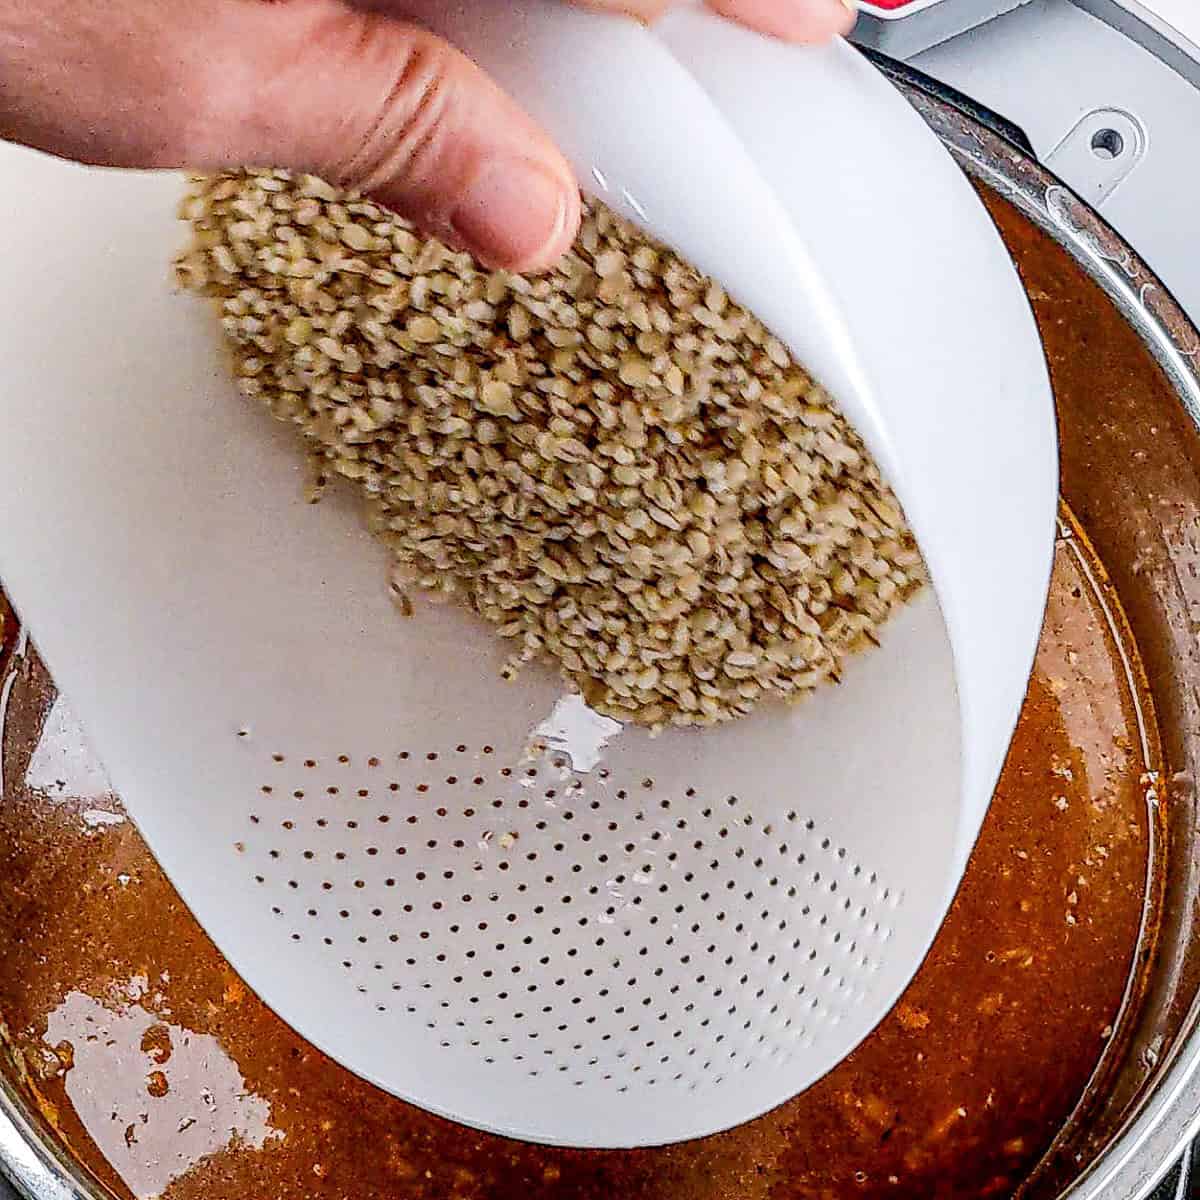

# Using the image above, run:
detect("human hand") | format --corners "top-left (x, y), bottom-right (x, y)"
top-left (1, 0), bottom-right (855, 270)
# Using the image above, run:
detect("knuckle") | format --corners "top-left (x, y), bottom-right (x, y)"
top-left (340, 27), bottom-right (467, 203)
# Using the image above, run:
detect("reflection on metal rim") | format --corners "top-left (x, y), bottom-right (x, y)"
top-left (0, 1075), bottom-right (91, 1200)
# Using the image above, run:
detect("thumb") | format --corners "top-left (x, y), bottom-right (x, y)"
top-left (205, 0), bottom-right (581, 271)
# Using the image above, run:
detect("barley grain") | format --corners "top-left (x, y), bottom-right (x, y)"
top-left (176, 169), bottom-right (925, 730)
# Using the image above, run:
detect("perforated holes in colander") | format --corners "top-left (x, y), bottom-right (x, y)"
top-left (239, 742), bottom-right (899, 1094)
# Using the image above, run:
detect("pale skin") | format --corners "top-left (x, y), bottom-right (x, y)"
top-left (0, 0), bottom-right (854, 271)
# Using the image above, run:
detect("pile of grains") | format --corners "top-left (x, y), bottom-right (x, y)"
top-left (175, 169), bottom-right (924, 729)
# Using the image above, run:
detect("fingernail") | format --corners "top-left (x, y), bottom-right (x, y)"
top-left (840, 0), bottom-right (857, 13)
top-left (452, 159), bottom-right (573, 271)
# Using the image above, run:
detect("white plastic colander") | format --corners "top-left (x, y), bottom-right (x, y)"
top-left (0, 2), bottom-right (1055, 1147)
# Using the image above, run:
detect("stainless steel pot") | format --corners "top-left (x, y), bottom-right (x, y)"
top-left (3, 57), bottom-right (1200, 1200)
top-left (904, 73), bottom-right (1200, 1200)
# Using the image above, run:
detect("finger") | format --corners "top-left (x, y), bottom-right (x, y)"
top-left (705, 0), bottom-right (857, 41)
top-left (569, 0), bottom-right (854, 39)
top-left (194, 0), bottom-right (581, 271)
top-left (568, 0), bottom-right (675, 21)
